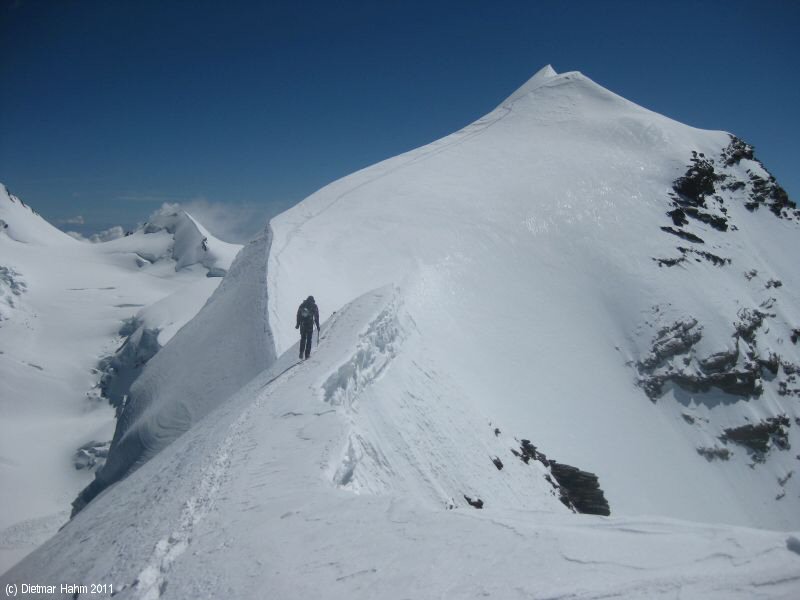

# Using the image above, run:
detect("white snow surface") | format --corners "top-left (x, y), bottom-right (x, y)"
top-left (3, 67), bottom-right (800, 595)
top-left (267, 67), bottom-right (800, 530)
top-left (0, 188), bottom-right (242, 571)
top-left (4, 286), bottom-right (800, 598)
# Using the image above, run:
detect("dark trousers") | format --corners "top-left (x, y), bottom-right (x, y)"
top-left (300, 324), bottom-right (314, 358)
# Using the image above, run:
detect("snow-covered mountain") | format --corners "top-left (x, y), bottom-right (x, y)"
top-left (265, 65), bottom-right (799, 529)
top-left (0, 186), bottom-right (242, 570)
top-left (3, 66), bottom-right (800, 596)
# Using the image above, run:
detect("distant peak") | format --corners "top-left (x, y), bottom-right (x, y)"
top-left (500, 65), bottom-right (559, 107)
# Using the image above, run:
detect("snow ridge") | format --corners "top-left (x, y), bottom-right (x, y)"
top-left (499, 63), bottom-right (558, 107)
top-left (0, 184), bottom-right (76, 245)
top-left (72, 227), bottom-right (276, 515)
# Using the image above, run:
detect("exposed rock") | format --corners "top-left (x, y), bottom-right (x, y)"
top-left (491, 456), bottom-right (504, 471)
top-left (721, 136), bottom-right (755, 166)
top-left (654, 247), bottom-right (730, 268)
top-left (759, 297), bottom-right (776, 310)
top-left (778, 380), bottom-right (800, 397)
top-left (720, 416), bottom-right (791, 456)
top-left (667, 208), bottom-right (688, 227)
top-left (549, 462), bottom-right (611, 516)
top-left (790, 329), bottom-right (799, 345)
top-left (681, 205), bottom-right (728, 231)
top-left (682, 413), bottom-right (696, 424)
top-left (660, 226), bottom-right (704, 244)
top-left (747, 171), bottom-right (796, 217)
top-left (639, 318), bottom-right (701, 371)
top-left (744, 269), bottom-right (758, 281)
top-left (765, 279), bottom-right (782, 289)
top-left (718, 135), bottom-right (798, 219)
top-left (735, 308), bottom-right (770, 343)
top-left (699, 348), bottom-right (738, 373)
top-left (677, 247), bottom-right (730, 266)
top-left (635, 312), bottom-right (779, 400)
top-left (653, 256), bottom-right (687, 268)
top-left (722, 180), bottom-right (746, 192)
top-left (696, 446), bottom-right (732, 461)
top-left (670, 370), bottom-right (761, 397)
top-left (511, 439), bottom-right (610, 516)
top-left (757, 352), bottom-right (780, 376)
top-left (463, 495), bottom-right (483, 509)
top-left (672, 152), bottom-right (721, 206)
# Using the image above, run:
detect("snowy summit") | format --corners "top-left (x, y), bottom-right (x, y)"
top-left (2, 67), bottom-right (800, 598)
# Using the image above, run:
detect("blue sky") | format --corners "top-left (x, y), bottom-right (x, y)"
top-left (1, 0), bottom-right (798, 241)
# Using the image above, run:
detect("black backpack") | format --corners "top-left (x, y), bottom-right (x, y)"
top-left (299, 304), bottom-right (313, 323)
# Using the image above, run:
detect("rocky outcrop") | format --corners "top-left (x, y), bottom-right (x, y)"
top-left (549, 462), bottom-right (611, 516)
top-left (672, 152), bottom-right (722, 206)
top-left (721, 136), bottom-right (798, 219)
top-left (696, 446), bottom-right (731, 461)
top-left (721, 136), bottom-right (755, 166)
top-left (655, 138), bottom-right (797, 278)
top-left (720, 416), bottom-right (791, 457)
top-left (735, 308), bottom-right (770, 343)
top-left (638, 318), bottom-right (702, 372)
top-left (510, 439), bottom-right (610, 516)
top-left (654, 246), bottom-right (730, 268)
top-left (633, 297), bottom-right (800, 402)
top-left (463, 495), bottom-right (484, 509)
top-left (660, 226), bottom-right (704, 244)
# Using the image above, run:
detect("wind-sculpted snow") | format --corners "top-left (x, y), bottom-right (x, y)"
top-left (72, 228), bottom-right (276, 514)
top-left (5, 287), bottom-right (800, 598)
top-left (322, 299), bottom-right (402, 408)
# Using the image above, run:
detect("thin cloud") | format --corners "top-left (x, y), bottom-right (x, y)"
top-left (61, 215), bottom-right (85, 225)
top-left (180, 199), bottom-right (275, 244)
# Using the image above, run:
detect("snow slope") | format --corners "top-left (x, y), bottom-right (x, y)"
top-left (267, 65), bottom-right (800, 529)
top-left (4, 286), bottom-right (799, 598)
top-left (0, 184), bottom-right (78, 245)
top-left (0, 188), bottom-right (242, 571)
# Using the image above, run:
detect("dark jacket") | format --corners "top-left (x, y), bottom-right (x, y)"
top-left (296, 298), bottom-right (320, 330)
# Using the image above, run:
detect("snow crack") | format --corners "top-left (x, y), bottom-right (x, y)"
top-left (321, 302), bottom-right (402, 410)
